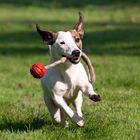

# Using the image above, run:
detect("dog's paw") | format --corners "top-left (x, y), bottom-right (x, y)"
top-left (77, 120), bottom-right (84, 127)
top-left (72, 113), bottom-right (84, 127)
top-left (90, 94), bottom-right (101, 102)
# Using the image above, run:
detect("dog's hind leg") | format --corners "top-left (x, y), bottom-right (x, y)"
top-left (73, 91), bottom-right (84, 126)
top-left (44, 95), bottom-right (67, 126)
top-left (73, 91), bottom-right (83, 118)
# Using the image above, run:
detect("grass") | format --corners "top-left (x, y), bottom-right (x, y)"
top-left (0, 1), bottom-right (140, 140)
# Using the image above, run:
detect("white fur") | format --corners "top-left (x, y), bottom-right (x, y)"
top-left (41, 31), bottom-right (98, 127)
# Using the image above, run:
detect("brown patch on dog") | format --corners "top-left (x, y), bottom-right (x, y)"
top-left (68, 29), bottom-right (83, 50)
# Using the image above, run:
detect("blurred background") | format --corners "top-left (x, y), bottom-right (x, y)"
top-left (0, 0), bottom-right (140, 56)
top-left (0, 0), bottom-right (140, 139)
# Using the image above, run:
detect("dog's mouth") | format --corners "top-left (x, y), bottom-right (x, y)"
top-left (69, 56), bottom-right (80, 64)
top-left (62, 55), bottom-right (80, 64)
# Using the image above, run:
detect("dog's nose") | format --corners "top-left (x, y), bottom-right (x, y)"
top-left (72, 50), bottom-right (80, 57)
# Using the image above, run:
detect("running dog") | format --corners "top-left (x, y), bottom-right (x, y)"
top-left (36, 13), bottom-right (101, 127)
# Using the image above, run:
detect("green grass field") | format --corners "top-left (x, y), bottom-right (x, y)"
top-left (0, 0), bottom-right (140, 140)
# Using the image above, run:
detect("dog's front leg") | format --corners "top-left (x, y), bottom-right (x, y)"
top-left (80, 82), bottom-right (101, 102)
top-left (53, 94), bottom-right (84, 127)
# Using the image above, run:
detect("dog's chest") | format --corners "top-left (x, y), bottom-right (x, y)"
top-left (53, 69), bottom-right (79, 99)
top-left (62, 81), bottom-right (79, 102)
top-left (42, 62), bottom-right (87, 102)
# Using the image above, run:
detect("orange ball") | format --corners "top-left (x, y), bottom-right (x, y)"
top-left (30, 63), bottom-right (46, 79)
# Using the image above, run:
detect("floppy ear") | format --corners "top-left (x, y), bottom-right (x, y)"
top-left (36, 24), bottom-right (57, 45)
top-left (74, 12), bottom-right (84, 39)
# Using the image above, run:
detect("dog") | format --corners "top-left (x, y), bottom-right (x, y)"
top-left (36, 13), bottom-right (101, 127)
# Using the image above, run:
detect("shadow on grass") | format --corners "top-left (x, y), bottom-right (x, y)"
top-left (84, 24), bottom-right (140, 55)
top-left (0, 21), bottom-right (140, 56)
top-left (0, 0), bottom-right (140, 8)
top-left (0, 117), bottom-right (51, 132)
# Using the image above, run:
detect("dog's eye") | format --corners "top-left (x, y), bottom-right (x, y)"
top-left (75, 38), bottom-right (80, 43)
top-left (60, 41), bottom-right (65, 45)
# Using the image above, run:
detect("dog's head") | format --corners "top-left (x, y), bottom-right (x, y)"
top-left (36, 13), bottom-right (84, 64)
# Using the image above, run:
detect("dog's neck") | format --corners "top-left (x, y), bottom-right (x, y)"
top-left (49, 55), bottom-right (75, 84)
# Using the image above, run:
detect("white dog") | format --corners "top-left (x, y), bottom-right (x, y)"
top-left (36, 13), bottom-right (101, 127)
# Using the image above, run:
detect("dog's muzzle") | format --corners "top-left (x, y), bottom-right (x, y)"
top-left (62, 50), bottom-right (81, 64)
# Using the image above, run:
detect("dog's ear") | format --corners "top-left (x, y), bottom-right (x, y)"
top-left (36, 24), bottom-right (57, 45)
top-left (74, 12), bottom-right (84, 39)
